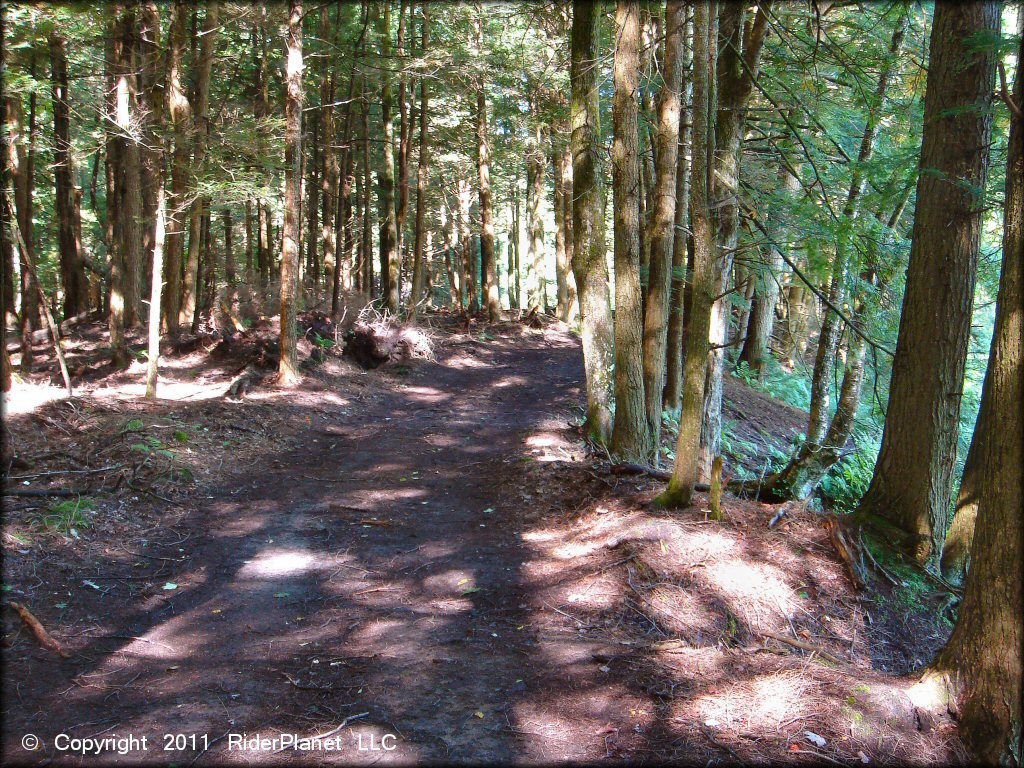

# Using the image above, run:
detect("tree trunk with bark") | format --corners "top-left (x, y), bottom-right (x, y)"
top-left (853, 0), bottom-right (999, 567)
top-left (926, 23), bottom-right (1022, 759)
top-left (526, 121), bottom-right (546, 311)
top-left (104, 13), bottom-right (129, 368)
top-left (180, 3), bottom-right (217, 329)
top-left (739, 140), bottom-right (802, 373)
top-left (610, 0), bottom-right (651, 463)
top-left (278, 0), bottom-right (304, 385)
top-left (378, 1), bottom-right (400, 314)
top-left (663, 16), bottom-right (691, 414)
top-left (475, 17), bottom-right (499, 322)
top-left (395, 0), bottom-right (410, 281)
top-left (569, 0), bottom-right (614, 445)
top-left (641, 0), bottom-right (685, 454)
top-left (164, 2), bottom-right (190, 333)
top-left (4, 89), bottom-right (38, 372)
top-left (658, 0), bottom-right (715, 507)
top-left (361, 81), bottom-right (374, 297)
top-left (410, 4), bottom-right (431, 317)
top-left (50, 33), bottom-right (90, 319)
top-left (700, 1), bottom-right (768, 477)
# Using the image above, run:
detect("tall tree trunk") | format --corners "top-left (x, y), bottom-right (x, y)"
top-left (321, 5), bottom-right (339, 313)
top-left (334, 5), bottom-right (368, 307)
top-left (663, 13), bottom-right (692, 414)
top-left (0, 167), bottom-right (14, 382)
top-left (457, 177), bottom-right (475, 311)
top-left (941, 19), bottom-right (1023, 589)
top-left (50, 33), bottom-right (90, 319)
top-left (145, 177), bottom-right (168, 398)
top-left (526, 121), bottom-right (546, 310)
top-left (569, 0), bottom-right (614, 444)
top-left (279, 0), bottom-right (304, 385)
top-left (306, 110), bottom-right (320, 299)
top-left (561, 143), bottom-right (576, 321)
top-left (395, 0), bottom-right (410, 282)
top-left (700, 1), bottom-right (769, 477)
top-left (117, 9), bottom-right (144, 328)
top-left (854, 0), bottom-right (999, 567)
top-left (739, 140), bottom-right (802, 373)
top-left (137, 2), bottom-right (161, 300)
top-left (0, 187), bottom-right (10, 392)
top-left (361, 81), bottom-right (374, 298)
top-left (927, 21), bottom-right (1022, 760)
top-left (0, 89), bottom-right (13, 335)
top-left (180, 3), bottom-right (217, 330)
top-left (223, 207), bottom-right (236, 315)
top-left (475, 19), bottom-right (499, 323)
top-left (253, 13), bottom-right (272, 296)
top-left (105, 12), bottom-right (129, 368)
top-left (378, 1), bottom-right (400, 313)
top-left (610, 0), bottom-right (651, 463)
top-left (659, 0), bottom-right (715, 508)
top-left (5, 88), bottom-right (38, 372)
top-left (781, 283), bottom-right (810, 364)
top-left (641, 0), bottom-right (685, 455)
top-left (552, 138), bottom-right (570, 322)
top-left (142, 1), bottom-right (167, 396)
top-left (513, 184), bottom-right (522, 310)
top-left (164, 2), bottom-right (190, 333)
top-left (410, 3), bottom-right (431, 317)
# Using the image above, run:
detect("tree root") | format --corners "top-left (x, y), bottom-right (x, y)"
top-left (609, 463), bottom-right (710, 492)
top-left (7, 602), bottom-right (70, 658)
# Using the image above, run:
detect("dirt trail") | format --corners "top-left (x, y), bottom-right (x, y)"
top-left (5, 329), bottom-right (620, 765)
top-left (4, 325), bottom-right (962, 766)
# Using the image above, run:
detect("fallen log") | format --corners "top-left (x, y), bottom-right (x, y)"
top-left (4, 310), bottom-right (91, 353)
top-left (758, 629), bottom-right (845, 666)
top-left (1, 488), bottom-right (80, 498)
top-left (7, 601), bottom-right (70, 658)
top-left (609, 463), bottom-right (710, 492)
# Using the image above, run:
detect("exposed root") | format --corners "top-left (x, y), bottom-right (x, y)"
top-left (343, 308), bottom-right (435, 369)
top-left (7, 602), bottom-right (70, 658)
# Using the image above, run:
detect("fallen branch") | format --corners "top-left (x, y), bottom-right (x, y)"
top-left (759, 629), bottom-right (845, 666)
top-left (4, 310), bottom-right (91, 352)
top-left (272, 712), bottom-right (369, 754)
top-left (859, 530), bottom-right (901, 587)
top-left (10, 464), bottom-right (123, 481)
top-left (2, 488), bottom-right (80, 498)
top-left (8, 601), bottom-right (71, 658)
top-left (824, 517), bottom-right (868, 589)
top-left (700, 727), bottom-right (743, 762)
top-left (609, 463), bottom-right (710, 492)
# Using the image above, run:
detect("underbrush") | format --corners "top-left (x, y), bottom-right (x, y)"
top-left (733, 359), bottom-right (812, 410)
top-left (819, 430), bottom-right (879, 513)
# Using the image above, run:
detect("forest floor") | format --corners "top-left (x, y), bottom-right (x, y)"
top-left (2, 313), bottom-right (963, 766)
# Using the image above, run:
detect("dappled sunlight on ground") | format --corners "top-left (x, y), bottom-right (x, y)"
top-left (3, 317), bottom-right (964, 765)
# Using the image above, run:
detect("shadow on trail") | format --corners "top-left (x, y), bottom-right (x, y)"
top-left (4, 331), bottom-right (611, 764)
